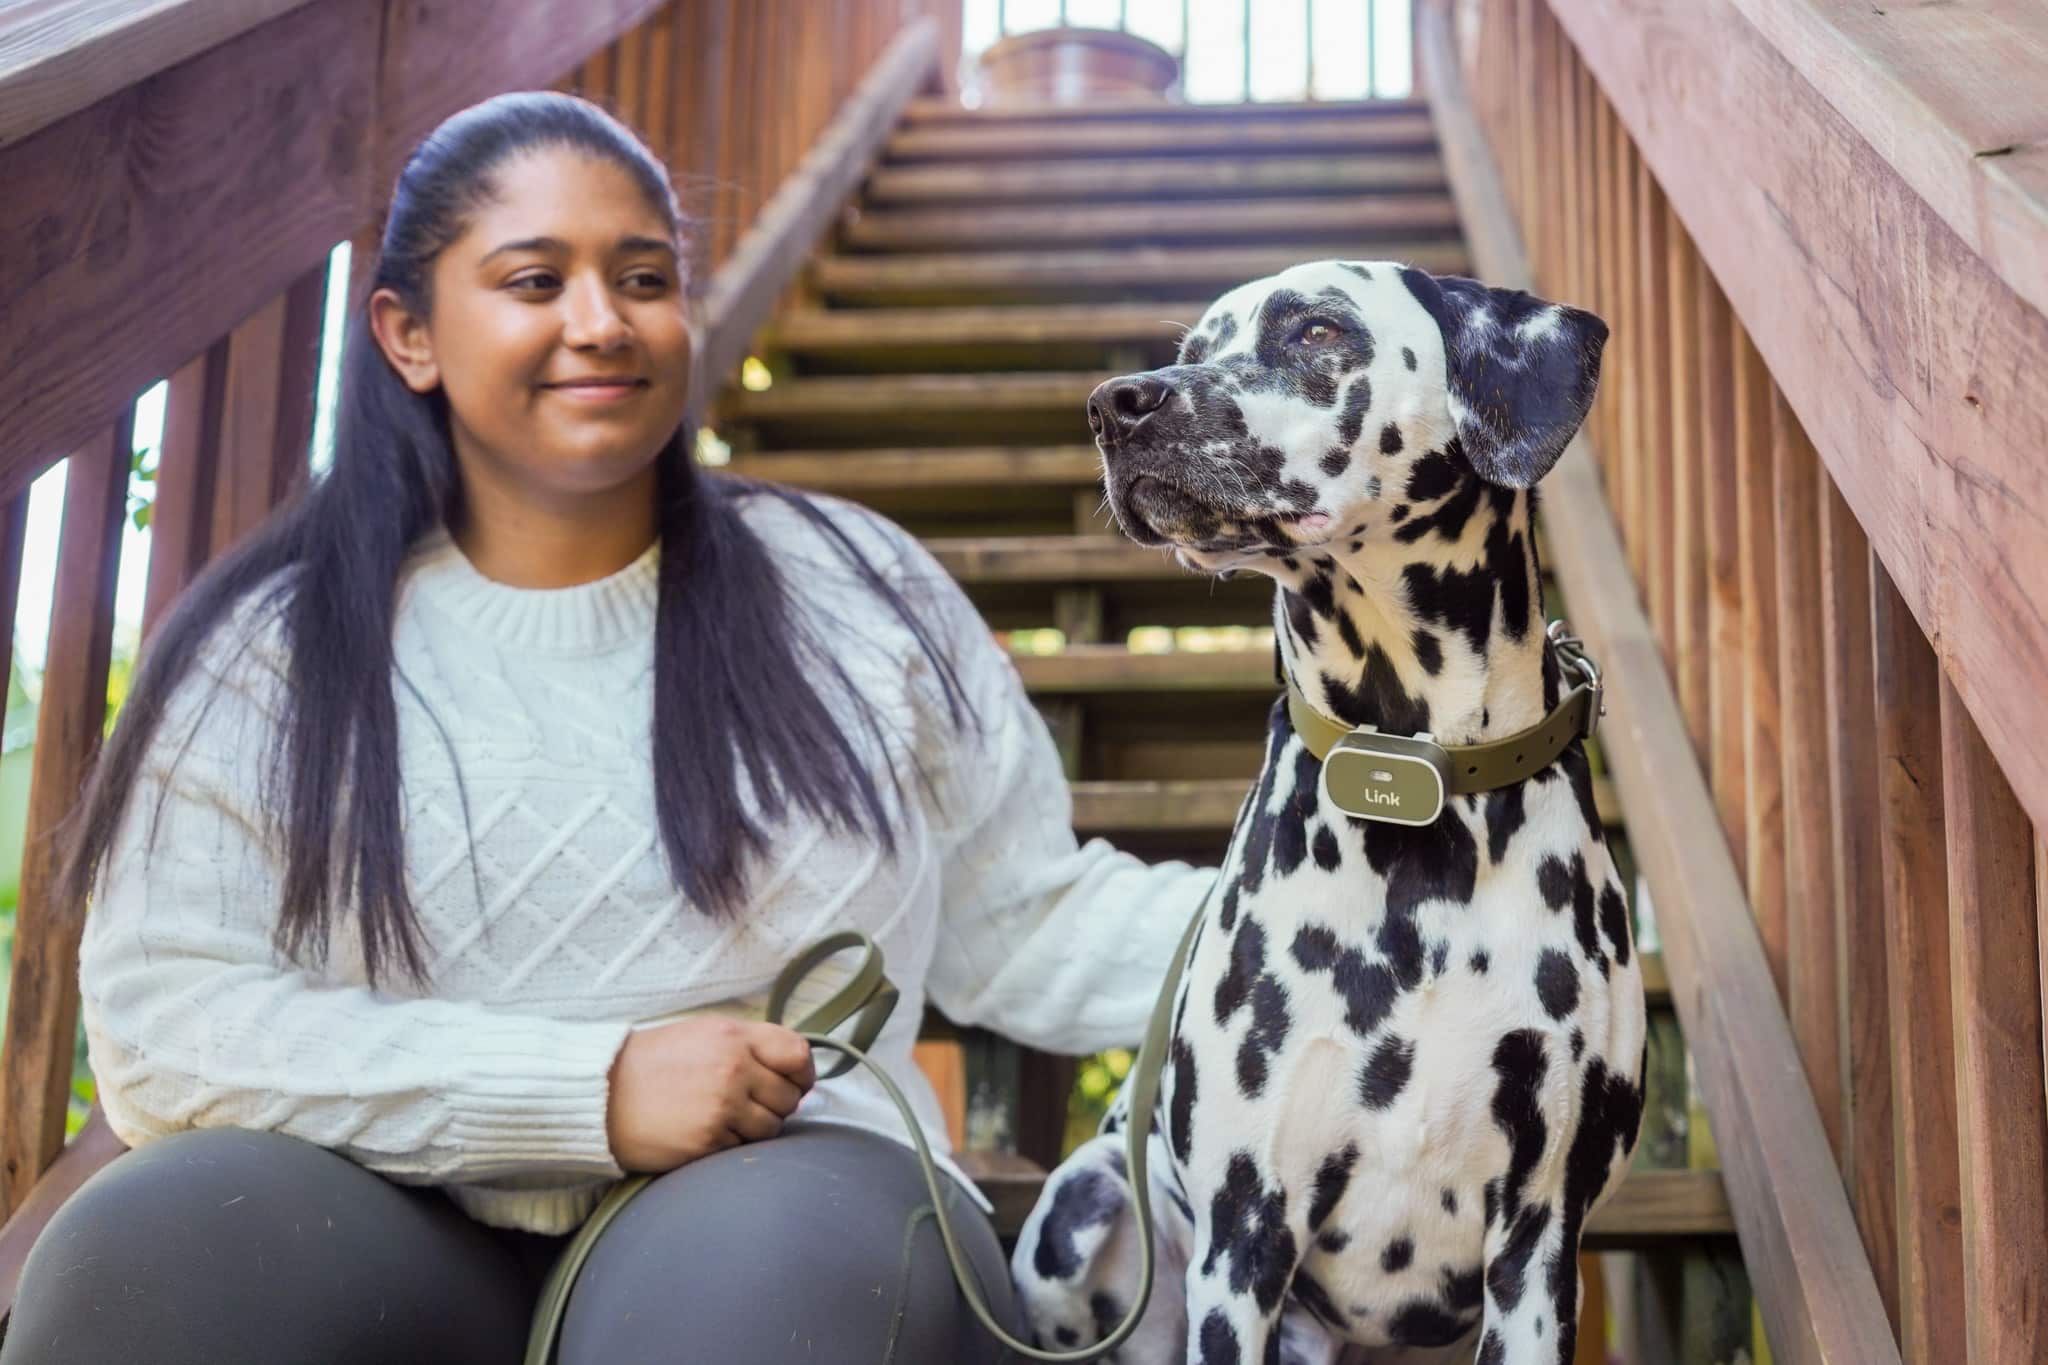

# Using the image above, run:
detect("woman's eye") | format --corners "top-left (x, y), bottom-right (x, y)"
top-left (508, 272), bottom-right (559, 292)
top-left (625, 271), bottom-right (669, 289)
top-left (1297, 321), bottom-right (1340, 345)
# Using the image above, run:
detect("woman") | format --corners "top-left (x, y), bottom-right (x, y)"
top-left (3, 92), bottom-right (1208, 1364)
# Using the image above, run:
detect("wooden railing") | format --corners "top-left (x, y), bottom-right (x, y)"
top-left (0, 0), bottom-right (946, 1269)
top-left (1422, 1), bottom-right (2048, 1362)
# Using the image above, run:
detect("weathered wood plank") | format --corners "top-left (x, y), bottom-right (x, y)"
top-left (1822, 470), bottom-right (1895, 1330)
top-left (1735, 333), bottom-right (1787, 997)
top-left (927, 536), bottom-right (1183, 584)
top-left (0, 423), bottom-right (131, 1218)
top-left (809, 243), bottom-right (1473, 305)
top-left (1940, 682), bottom-right (2048, 1365)
top-left (1013, 646), bottom-right (1272, 695)
top-left (1773, 398), bottom-right (1842, 1156)
top-left (209, 266), bottom-right (327, 553)
top-left (864, 153), bottom-right (1450, 204)
top-left (900, 97), bottom-right (1434, 125)
top-left (729, 446), bottom-right (1103, 492)
top-left (771, 303), bottom-right (1205, 354)
top-left (141, 338), bottom-right (228, 638)
top-left (1667, 222), bottom-right (1707, 761)
top-left (1548, 0), bottom-right (2048, 854)
top-left (886, 112), bottom-right (1439, 160)
top-left (720, 371), bottom-right (1111, 422)
top-left (841, 196), bottom-right (1463, 251)
top-left (1871, 559), bottom-right (1967, 1365)
top-left (1697, 265), bottom-right (1745, 864)
top-left (0, 0), bottom-right (319, 150)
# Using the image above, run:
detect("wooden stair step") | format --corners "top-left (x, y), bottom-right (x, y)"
top-left (1069, 773), bottom-right (1624, 833)
top-left (1016, 644), bottom-right (1273, 694)
top-left (770, 303), bottom-right (1204, 356)
top-left (809, 244), bottom-right (1471, 305)
top-left (959, 1152), bottom-right (1723, 1244)
top-left (841, 195), bottom-right (1462, 251)
top-left (930, 535), bottom-right (1181, 584)
top-left (885, 111), bottom-right (1439, 162)
top-left (718, 372), bottom-right (1108, 439)
top-left (864, 153), bottom-right (1450, 205)
top-left (901, 97), bottom-right (1432, 126)
top-left (729, 446), bottom-right (1103, 491)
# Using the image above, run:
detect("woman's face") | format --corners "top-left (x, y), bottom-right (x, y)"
top-left (373, 147), bottom-right (692, 509)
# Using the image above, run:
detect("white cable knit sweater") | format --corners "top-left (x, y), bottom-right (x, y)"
top-left (79, 492), bottom-right (1213, 1234)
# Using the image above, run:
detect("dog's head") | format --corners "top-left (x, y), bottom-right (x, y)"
top-left (1089, 260), bottom-right (1607, 572)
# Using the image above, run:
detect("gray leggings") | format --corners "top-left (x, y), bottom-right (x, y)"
top-left (1, 1122), bottom-right (1021, 1364)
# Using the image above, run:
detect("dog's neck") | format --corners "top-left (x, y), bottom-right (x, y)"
top-left (1267, 467), bottom-right (1555, 751)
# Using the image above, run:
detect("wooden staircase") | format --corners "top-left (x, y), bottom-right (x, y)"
top-left (714, 95), bottom-right (1728, 1250)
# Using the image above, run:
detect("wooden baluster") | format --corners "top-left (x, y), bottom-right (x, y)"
top-left (1873, 561), bottom-right (1965, 1365)
top-left (1698, 267), bottom-right (1744, 856)
top-left (1634, 166), bottom-right (1670, 667)
top-left (142, 339), bottom-right (230, 640)
top-left (616, 21), bottom-right (647, 137)
top-left (0, 419), bottom-right (132, 1217)
top-left (1592, 87), bottom-right (1617, 486)
top-left (1941, 683), bottom-right (2048, 1365)
top-left (641, 3), bottom-right (676, 165)
top-left (1821, 464), bottom-right (1896, 1328)
top-left (210, 267), bottom-right (327, 554)
top-left (1615, 134), bottom-right (1641, 584)
top-left (1773, 398), bottom-right (1842, 1153)
top-left (1733, 330), bottom-right (1786, 995)
top-left (1667, 220), bottom-right (1706, 761)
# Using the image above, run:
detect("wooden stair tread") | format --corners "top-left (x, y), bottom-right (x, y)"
top-left (901, 97), bottom-right (1433, 126)
top-left (809, 243), bottom-right (1471, 302)
top-left (841, 195), bottom-right (1463, 250)
top-left (885, 112), bottom-right (1439, 161)
top-left (1070, 774), bottom-right (1623, 831)
top-left (864, 153), bottom-right (1450, 204)
top-left (769, 301), bottom-right (1203, 355)
top-left (929, 536), bottom-right (1182, 583)
top-left (720, 370), bottom-right (1110, 421)
top-left (728, 446), bottom-right (1103, 491)
top-left (1015, 644), bottom-right (1274, 693)
top-left (958, 1152), bottom-right (1726, 1245)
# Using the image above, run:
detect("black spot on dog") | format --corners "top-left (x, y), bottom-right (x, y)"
top-left (1291, 1267), bottom-right (1349, 1331)
top-left (1361, 810), bottom-right (1480, 923)
top-left (1335, 610), bottom-right (1366, 659)
top-left (1600, 882), bottom-right (1633, 965)
top-left (1286, 592), bottom-right (1320, 649)
top-left (1490, 1029), bottom-right (1549, 1225)
top-left (1204, 1152), bottom-right (1298, 1314)
top-left (1215, 916), bottom-right (1265, 1025)
top-left (1388, 1300), bottom-right (1471, 1348)
top-left (1309, 1143), bottom-right (1358, 1230)
top-left (1536, 949), bottom-right (1580, 1019)
top-left (1349, 539), bottom-right (1364, 552)
top-left (1442, 1263), bottom-right (1485, 1315)
top-left (1319, 1228), bottom-right (1351, 1252)
top-left (1548, 1057), bottom-right (1644, 1357)
top-left (1483, 783), bottom-right (1526, 863)
top-left (1343, 262), bottom-right (1374, 282)
top-left (1411, 628), bottom-right (1444, 676)
top-left (1571, 1028), bottom-right (1586, 1060)
top-left (1320, 448), bottom-right (1352, 477)
top-left (1198, 1309), bottom-right (1240, 1365)
top-left (1478, 1329), bottom-right (1506, 1365)
top-left (1056, 1325), bottom-right (1080, 1346)
top-left (1359, 1035), bottom-right (1415, 1108)
top-left (1335, 375), bottom-right (1374, 448)
top-left (1325, 644), bottom-right (1431, 735)
top-left (1380, 422), bottom-right (1404, 455)
top-left (1537, 854), bottom-right (1576, 911)
top-left (1089, 1291), bottom-right (1123, 1341)
top-left (1032, 1167), bottom-right (1124, 1279)
top-left (1469, 950), bottom-right (1489, 975)
top-left (1395, 467), bottom-right (1486, 546)
top-left (1402, 557), bottom-right (1499, 658)
top-left (1170, 1037), bottom-right (1198, 1162)
top-left (1405, 450), bottom-right (1462, 502)
top-left (1181, 334), bottom-right (1213, 364)
top-left (1430, 939), bottom-right (1450, 977)
top-left (1292, 923), bottom-right (1402, 1038)
top-left (1562, 744), bottom-right (1605, 843)
top-left (1301, 568), bottom-right (1337, 618)
top-left (1236, 970), bottom-right (1292, 1097)
top-left (1212, 312), bottom-right (1239, 349)
top-left (1388, 503), bottom-right (1409, 523)
top-left (1312, 824), bottom-right (1342, 872)
top-left (1486, 1203), bottom-right (1553, 1313)
top-left (1441, 1187), bottom-right (1459, 1215)
top-left (1271, 742), bottom-right (1321, 880)
top-left (1402, 346), bottom-right (1418, 371)
top-left (1382, 1236), bottom-right (1415, 1272)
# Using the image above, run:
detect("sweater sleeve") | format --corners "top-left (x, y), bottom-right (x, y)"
top-left (77, 615), bottom-right (632, 1185)
top-left (904, 552), bottom-right (1220, 1056)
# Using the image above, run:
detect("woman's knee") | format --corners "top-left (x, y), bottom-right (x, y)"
top-left (4, 1127), bottom-right (529, 1365)
top-left (560, 1124), bottom-right (1021, 1365)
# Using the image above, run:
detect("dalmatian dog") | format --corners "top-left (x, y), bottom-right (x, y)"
top-left (1010, 261), bottom-right (1646, 1365)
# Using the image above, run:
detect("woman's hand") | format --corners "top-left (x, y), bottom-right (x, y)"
top-left (604, 1016), bottom-right (816, 1172)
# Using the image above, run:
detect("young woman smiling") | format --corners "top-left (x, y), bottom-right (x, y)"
top-left (1, 93), bottom-right (1208, 1364)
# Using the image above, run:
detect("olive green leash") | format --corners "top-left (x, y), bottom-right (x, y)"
top-left (523, 900), bottom-right (1210, 1365)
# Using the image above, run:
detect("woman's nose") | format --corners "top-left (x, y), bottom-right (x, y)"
top-left (561, 278), bottom-right (630, 350)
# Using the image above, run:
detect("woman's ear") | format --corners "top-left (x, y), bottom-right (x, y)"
top-left (1397, 267), bottom-right (1607, 488)
top-left (368, 287), bottom-right (442, 395)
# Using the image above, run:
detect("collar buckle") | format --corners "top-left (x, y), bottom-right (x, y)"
top-left (1548, 618), bottom-right (1604, 739)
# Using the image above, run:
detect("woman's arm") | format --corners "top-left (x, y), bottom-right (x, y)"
top-left (78, 629), bottom-right (631, 1186)
top-left (905, 554), bottom-right (1220, 1056)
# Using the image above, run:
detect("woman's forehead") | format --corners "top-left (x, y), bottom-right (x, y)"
top-left (459, 149), bottom-right (672, 251)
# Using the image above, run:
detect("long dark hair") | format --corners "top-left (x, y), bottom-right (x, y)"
top-left (62, 92), bottom-right (967, 986)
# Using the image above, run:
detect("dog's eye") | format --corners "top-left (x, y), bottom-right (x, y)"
top-left (1295, 320), bottom-right (1342, 346)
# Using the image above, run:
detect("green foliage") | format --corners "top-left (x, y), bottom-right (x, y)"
top-left (1063, 1047), bottom-right (1133, 1157)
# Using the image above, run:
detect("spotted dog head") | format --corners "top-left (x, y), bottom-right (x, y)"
top-left (1088, 260), bottom-right (1607, 572)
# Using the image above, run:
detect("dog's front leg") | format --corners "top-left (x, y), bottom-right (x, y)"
top-left (1181, 1148), bottom-right (1306, 1365)
top-left (1474, 1192), bottom-right (1578, 1365)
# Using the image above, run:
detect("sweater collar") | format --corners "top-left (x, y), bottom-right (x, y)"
top-left (403, 526), bottom-right (660, 653)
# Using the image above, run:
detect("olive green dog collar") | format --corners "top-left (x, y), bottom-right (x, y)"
top-left (1288, 619), bottom-right (1604, 827)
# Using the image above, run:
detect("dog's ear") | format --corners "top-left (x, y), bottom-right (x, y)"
top-left (1398, 268), bottom-right (1607, 488)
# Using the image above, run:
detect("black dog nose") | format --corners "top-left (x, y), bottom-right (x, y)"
top-left (1087, 375), bottom-right (1173, 443)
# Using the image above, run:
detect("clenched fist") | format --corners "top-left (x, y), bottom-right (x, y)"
top-left (604, 1015), bottom-right (816, 1172)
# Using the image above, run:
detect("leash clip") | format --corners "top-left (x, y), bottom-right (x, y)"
top-left (1548, 618), bottom-right (1604, 739)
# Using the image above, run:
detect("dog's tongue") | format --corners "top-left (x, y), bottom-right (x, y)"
top-left (1292, 513), bottom-right (1334, 535)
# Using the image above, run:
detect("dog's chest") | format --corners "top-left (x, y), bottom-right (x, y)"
top-left (1155, 730), bottom-right (1643, 1343)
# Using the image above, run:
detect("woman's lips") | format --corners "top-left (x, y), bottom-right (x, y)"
top-left (543, 380), bottom-right (647, 404)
